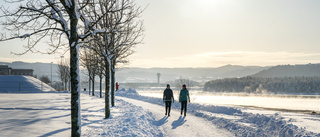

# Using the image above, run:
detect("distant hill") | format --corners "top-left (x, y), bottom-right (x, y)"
top-left (116, 65), bottom-right (269, 84)
top-left (251, 64), bottom-right (320, 77)
top-left (1, 61), bottom-right (272, 84)
top-left (0, 75), bottom-right (55, 92)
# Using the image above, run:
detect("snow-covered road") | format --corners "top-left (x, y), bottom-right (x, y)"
top-left (117, 96), bottom-right (234, 137)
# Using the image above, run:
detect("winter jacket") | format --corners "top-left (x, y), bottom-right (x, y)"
top-left (179, 89), bottom-right (190, 102)
top-left (163, 88), bottom-right (174, 101)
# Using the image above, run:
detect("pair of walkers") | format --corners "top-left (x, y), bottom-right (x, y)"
top-left (163, 84), bottom-right (190, 116)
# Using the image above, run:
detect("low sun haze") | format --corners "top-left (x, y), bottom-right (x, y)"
top-left (1, 0), bottom-right (320, 68)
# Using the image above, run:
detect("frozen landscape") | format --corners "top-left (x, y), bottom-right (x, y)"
top-left (1, 90), bottom-right (319, 137)
top-left (0, 77), bottom-right (320, 137)
top-left (1, 0), bottom-right (320, 136)
top-left (1, 76), bottom-right (320, 136)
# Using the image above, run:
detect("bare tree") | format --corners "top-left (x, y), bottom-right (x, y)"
top-left (57, 58), bottom-right (70, 91)
top-left (110, 1), bottom-right (144, 107)
top-left (80, 48), bottom-right (99, 96)
top-left (80, 49), bottom-right (92, 95)
top-left (97, 57), bottom-right (105, 98)
top-left (40, 75), bottom-right (51, 84)
top-left (82, 0), bottom-right (144, 112)
top-left (0, 0), bottom-right (108, 136)
top-left (175, 78), bottom-right (194, 90)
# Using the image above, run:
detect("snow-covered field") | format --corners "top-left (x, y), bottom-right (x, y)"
top-left (0, 93), bottom-right (71, 137)
top-left (0, 92), bottom-right (163, 137)
top-left (0, 75), bottom-right (55, 92)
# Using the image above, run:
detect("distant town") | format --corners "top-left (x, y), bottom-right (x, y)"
top-left (0, 65), bottom-right (33, 76)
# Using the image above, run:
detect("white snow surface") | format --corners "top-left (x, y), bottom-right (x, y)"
top-left (116, 89), bottom-right (320, 137)
top-left (137, 90), bottom-right (320, 134)
top-left (0, 92), bottom-right (162, 137)
top-left (1, 83), bottom-right (319, 136)
top-left (81, 94), bottom-right (162, 137)
top-left (117, 96), bottom-right (234, 137)
top-left (0, 93), bottom-right (71, 137)
top-left (0, 75), bottom-right (55, 92)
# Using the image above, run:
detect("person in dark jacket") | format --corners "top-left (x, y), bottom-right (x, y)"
top-left (179, 84), bottom-right (190, 116)
top-left (163, 84), bottom-right (174, 116)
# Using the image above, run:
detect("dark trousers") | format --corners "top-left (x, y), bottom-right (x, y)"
top-left (181, 101), bottom-right (187, 113)
top-left (165, 101), bottom-right (172, 115)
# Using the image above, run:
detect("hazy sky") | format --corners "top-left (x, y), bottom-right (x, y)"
top-left (1, 0), bottom-right (320, 68)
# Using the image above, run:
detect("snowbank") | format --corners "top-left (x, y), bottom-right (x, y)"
top-left (80, 91), bottom-right (163, 136)
top-left (116, 89), bottom-right (320, 137)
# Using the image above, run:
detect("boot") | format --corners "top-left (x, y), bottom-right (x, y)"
top-left (181, 110), bottom-right (183, 115)
top-left (184, 111), bottom-right (186, 116)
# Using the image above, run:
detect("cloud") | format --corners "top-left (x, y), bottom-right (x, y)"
top-left (129, 51), bottom-right (320, 68)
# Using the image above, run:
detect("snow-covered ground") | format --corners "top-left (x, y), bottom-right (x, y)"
top-left (1, 75), bottom-right (319, 137)
top-left (0, 93), bottom-right (71, 137)
top-left (0, 75), bottom-right (55, 92)
top-left (117, 96), bottom-right (234, 137)
top-left (0, 92), bottom-right (163, 137)
top-left (116, 89), bottom-right (320, 136)
top-left (81, 94), bottom-right (162, 136)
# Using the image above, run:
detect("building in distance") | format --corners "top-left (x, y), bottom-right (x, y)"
top-left (0, 65), bottom-right (33, 76)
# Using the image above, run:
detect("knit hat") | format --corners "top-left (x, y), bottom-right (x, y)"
top-left (167, 84), bottom-right (170, 87)
top-left (182, 84), bottom-right (186, 87)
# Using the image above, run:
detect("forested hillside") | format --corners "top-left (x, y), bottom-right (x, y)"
top-left (204, 76), bottom-right (320, 93)
top-left (251, 64), bottom-right (320, 77)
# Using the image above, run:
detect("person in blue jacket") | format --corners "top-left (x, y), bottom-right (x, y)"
top-left (179, 84), bottom-right (190, 116)
top-left (163, 84), bottom-right (174, 116)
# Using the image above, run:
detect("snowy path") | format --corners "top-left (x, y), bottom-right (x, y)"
top-left (117, 96), bottom-right (234, 137)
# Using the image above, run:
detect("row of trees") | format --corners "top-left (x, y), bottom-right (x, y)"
top-left (0, 0), bottom-right (143, 136)
top-left (204, 76), bottom-right (320, 93)
top-left (58, 58), bottom-right (71, 91)
top-left (79, 0), bottom-right (144, 119)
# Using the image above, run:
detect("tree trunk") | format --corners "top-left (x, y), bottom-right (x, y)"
top-left (111, 59), bottom-right (115, 107)
top-left (92, 76), bottom-right (95, 96)
top-left (100, 76), bottom-right (102, 98)
top-left (65, 79), bottom-right (68, 91)
top-left (105, 59), bottom-right (110, 119)
top-left (69, 5), bottom-right (81, 137)
top-left (88, 78), bottom-right (91, 95)
top-left (70, 45), bottom-right (81, 137)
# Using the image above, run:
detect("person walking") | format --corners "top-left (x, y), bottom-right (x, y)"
top-left (163, 84), bottom-right (174, 116)
top-left (116, 82), bottom-right (119, 91)
top-left (179, 84), bottom-right (190, 116)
